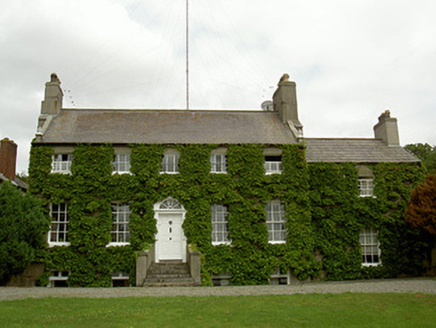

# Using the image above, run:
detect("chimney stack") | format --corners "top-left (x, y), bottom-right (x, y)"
top-left (373, 110), bottom-right (400, 146)
top-left (0, 138), bottom-right (18, 181)
top-left (37, 73), bottom-right (63, 136)
top-left (273, 74), bottom-right (303, 139)
top-left (41, 73), bottom-right (63, 115)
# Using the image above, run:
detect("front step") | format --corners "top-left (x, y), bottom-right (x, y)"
top-left (143, 262), bottom-right (199, 287)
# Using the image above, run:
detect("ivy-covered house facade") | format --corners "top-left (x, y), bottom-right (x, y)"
top-left (29, 73), bottom-right (425, 287)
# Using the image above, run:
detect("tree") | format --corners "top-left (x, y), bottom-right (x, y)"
top-left (405, 143), bottom-right (436, 174)
top-left (0, 181), bottom-right (49, 285)
top-left (405, 175), bottom-right (436, 235)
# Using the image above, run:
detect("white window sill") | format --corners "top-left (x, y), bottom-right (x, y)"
top-left (48, 242), bottom-right (71, 247)
top-left (268, 240), bottom-right (286, 244)
top-left (211, 171), bottom-right (227, 174)
top-left (112, 171), bottom-right (132, 175)
top-left (160, 172), bottom-right (179, 175)
top-left (265, 172), bottom-right (282, 175)
top-left (362, 263), bottom-right (381, 267)
top-left (212, 241), bottom-right (231, 246)
top-left (50, 171), bottom-right (72, 175)
top-left (107, 243), bottom-right (130, 247)
top-left (359, 195), bottom-right (377, 199)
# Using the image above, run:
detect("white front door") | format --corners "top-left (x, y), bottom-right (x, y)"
top-left (156, 213), bottom-right (186, 262)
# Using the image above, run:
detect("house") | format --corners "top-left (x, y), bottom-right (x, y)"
top-left (29, 73), bottom-right (425, 287)
top-left (0, 138), bottom-right (28, 191)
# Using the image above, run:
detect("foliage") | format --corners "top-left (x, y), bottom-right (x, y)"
top-left (406, 175), bottom-right (436, 235)
top-left (0, 181), bottom-right (49, 285)
top-left (28, 143), bottom-right (427, 286)
top-left (2, 294), bottom-right (436, 328)
top-left (405, 143), bottom-right (436, 174)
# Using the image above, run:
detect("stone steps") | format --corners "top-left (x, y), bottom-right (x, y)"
top-left (143, 262), bottom-right (199, 287)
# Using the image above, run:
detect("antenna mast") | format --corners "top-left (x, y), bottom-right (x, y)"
top-left (186, 0), bottom-right (189, 110)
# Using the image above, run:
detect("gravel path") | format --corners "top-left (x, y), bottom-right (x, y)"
top-left (1, 278), bottom-right (435, 301)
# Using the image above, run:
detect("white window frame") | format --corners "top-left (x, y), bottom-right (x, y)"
top-left (51, 154), bottom-right (72, 174)
top-left (112, 154), bottom-right (131, 175)
top-left (269, 268), bottom-right (290, 285)
top-left (111, 272), bottom-right (130, 287)
top-left (211, 204), bottom-right (230, 245)
top-left (266, 200), bottom-right (286, 244)
top-left (360, 228), bottom-right (381, 266)
top-left (210, 151), bottom-right (227, 174)
top-left (48, 270), bottom-right (70, 287)
top-left (49, 203), bottom-right (70, 246)
top-left (264, 156), bottom-right (282, 175)
top-left (359, 178), bottom-right (374, 197)
top-left (161, 151), bottom-right (180, 174)
top-left (108, 204), bottom-right (131, 246)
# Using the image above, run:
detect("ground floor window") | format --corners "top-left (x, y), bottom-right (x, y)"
top-left (266, 201), bottom-right (286, 243)
top-left (110, 204), bottom-right (130, 245)
top-left (211, 204), bottom-right (230, 245)
top-left (360, 228), bottom-right (381, 266)
top-left (49, 203), bottom-right (69, 245)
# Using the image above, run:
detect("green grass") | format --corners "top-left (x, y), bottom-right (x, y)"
top-left (1, 293), bottom-right (436, 327)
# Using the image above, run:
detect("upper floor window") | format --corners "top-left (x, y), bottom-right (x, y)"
top-left (210, 149), bottom-right (227, 173)
top-left (264, 148), bottom-right (283, 175)
top-left (357, 165), bottom-right (374, 197)
top-left (110, 204), bottom-right (130, 245)
top-left (359, 178), bottom-right (374, 197)
top-left (52, 154), bottom-right (72, 174)
top-left (49, 203), bottom-right (70, 246)
top-left (360, 228), bottom-right (381, 266)
top-left (211, 204), bottom-right (230, 245)
top-left (161, 150), bottom-right (180, 174)
top-left (266, 200), bottom-right (286, 243)
top-left (264, 156), bottom-right (283, 174)
top-left (113, 154), bottom-right (131, 174)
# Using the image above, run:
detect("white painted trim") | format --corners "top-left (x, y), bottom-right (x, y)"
top-left (154, 198), bottom-right (187, 263)
top-left (48, 242), bottom-right (71, 247)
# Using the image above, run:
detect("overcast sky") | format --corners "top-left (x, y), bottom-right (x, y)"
top-left (1, 0), bottom-right (436, 173)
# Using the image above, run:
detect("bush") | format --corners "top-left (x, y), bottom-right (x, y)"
top-left (0, 181), bottom-right (49, 285)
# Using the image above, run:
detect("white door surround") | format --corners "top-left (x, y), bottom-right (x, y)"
top-left (154, 197), bottom-right (187, 263)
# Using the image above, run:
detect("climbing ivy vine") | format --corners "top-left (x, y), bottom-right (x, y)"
top-left (29, 143), bottom-right (427, 286)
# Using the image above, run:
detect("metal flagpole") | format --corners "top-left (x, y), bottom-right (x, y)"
top-left (186, 0), bottom-right (189, 110)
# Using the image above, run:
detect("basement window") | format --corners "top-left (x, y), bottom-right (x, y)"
top-left (269, 268), bottom-right (290, 285)
top-left (111, 272), bottom-right (130, 287)
top-left (48, 270), bottom-right (69, 287)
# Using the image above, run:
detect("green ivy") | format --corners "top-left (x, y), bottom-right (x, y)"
top-left (29, 143), bottom-right (427, 286)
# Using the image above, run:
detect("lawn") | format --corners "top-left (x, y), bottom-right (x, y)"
top-left (1, 293), bottom-right (435, 327)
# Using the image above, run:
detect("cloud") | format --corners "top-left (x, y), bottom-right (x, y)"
top-left (1, 0), bottom-right (436, 173)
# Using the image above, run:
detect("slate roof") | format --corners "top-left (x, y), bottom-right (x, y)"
top-left (305, 138), bottom-right (420, 163)
top-left (0, 173), bottom-right (28, 191)
top-left (35, 109), bottom-right (298, 144)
